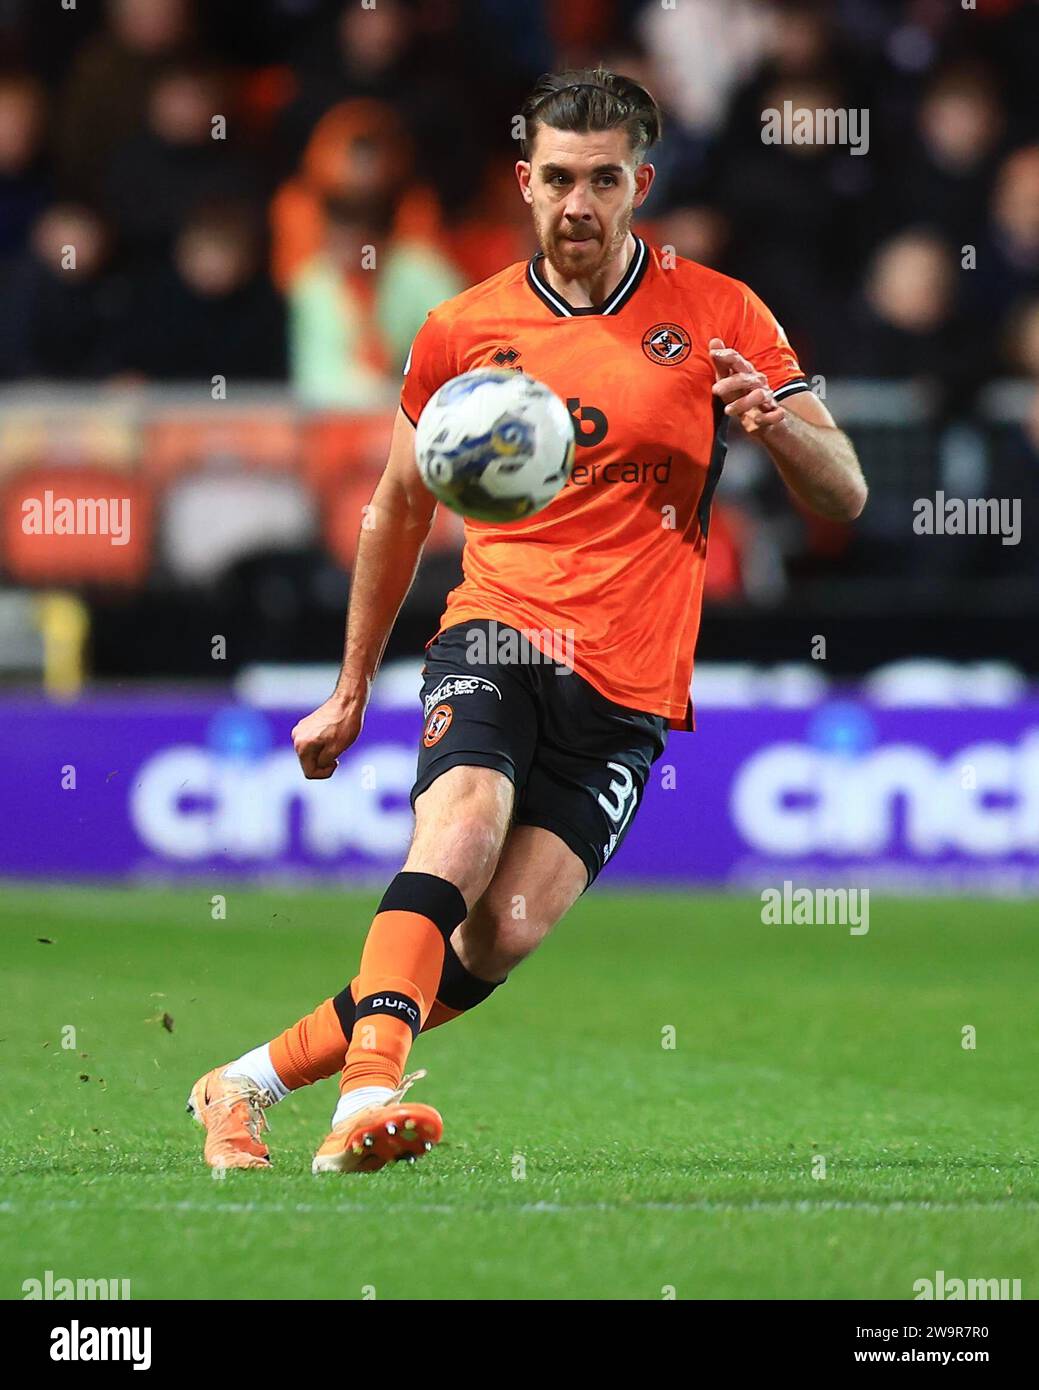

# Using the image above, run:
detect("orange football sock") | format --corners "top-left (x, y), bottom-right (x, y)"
top-left (268, 984), bottom-right (465, 1092)
top-left (268, 983), bottom-right (356, 1091)
top-left (339, 872), bottom-right (468, 1095)
top-left (265, 899), bottom-right (502, 1094)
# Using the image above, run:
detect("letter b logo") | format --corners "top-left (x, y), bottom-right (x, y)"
top-left (566, 398), bottom-right (608, 446)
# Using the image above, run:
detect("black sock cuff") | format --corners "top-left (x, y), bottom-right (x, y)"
top-left (377, 871), bottom-right (468, 941)
top-left (354, 989), bottom-right (422, 1040)
top-left (437, 935), bottom-right (503, 1012)
top-left (331, 983), bottom-right (355, 1042)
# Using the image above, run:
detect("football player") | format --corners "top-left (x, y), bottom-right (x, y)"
top-left (190, 67), bottom-right (866, 1173)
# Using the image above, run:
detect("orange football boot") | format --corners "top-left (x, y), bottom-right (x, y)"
top-left (312, 1069), bottom-right (442, 1174)
top-left (187, 1064), bottom-right (274, 1169)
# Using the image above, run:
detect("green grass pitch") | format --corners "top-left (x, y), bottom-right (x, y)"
top-left (1, 885), bottom-right (1036, 1300)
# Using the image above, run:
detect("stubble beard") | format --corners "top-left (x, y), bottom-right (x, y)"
top-left (535, 203), bottom-right (634, 283)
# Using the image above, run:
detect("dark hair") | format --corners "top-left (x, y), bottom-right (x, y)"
top-left (520, 66), bottom-right (663, 164)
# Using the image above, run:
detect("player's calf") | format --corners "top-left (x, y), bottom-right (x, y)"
top-left (453, 824), bottom-right (589, 980)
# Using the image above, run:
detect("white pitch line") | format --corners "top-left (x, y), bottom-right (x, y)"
top-left (2, 1198), bottom-right (1037, 1218)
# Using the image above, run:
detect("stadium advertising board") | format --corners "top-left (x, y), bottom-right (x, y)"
top-left (2, 697), bottom-right (1038, 894)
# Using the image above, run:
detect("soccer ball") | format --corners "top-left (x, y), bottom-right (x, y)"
top-left (415, 368), bottom-right (575, 522)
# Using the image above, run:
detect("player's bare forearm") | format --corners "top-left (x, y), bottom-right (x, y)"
top-left (709, 340), bottom-right (867, 522)
top-left (331, 408), bottom-right (435, 710)
top-left (756, 409), bottom-right (867, 522)
top-left (292, 409), bottom-right (434, 779)
top-left (333, 475), bottom-right (434, 707)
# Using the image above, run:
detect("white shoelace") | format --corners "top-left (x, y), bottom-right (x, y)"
top-left (212, 1079), bottom-right (275, 1140)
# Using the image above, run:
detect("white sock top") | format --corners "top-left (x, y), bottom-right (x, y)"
top-left (332, 1086), bottom-right (394, 1128)
top-left (224, 1043), bottom-right (291, 1103)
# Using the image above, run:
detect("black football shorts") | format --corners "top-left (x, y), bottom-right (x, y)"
top-left (411, 619), bottom-right (668, 887)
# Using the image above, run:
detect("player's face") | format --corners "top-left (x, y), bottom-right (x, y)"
top-left (517, 128), bottom-right (653, 279)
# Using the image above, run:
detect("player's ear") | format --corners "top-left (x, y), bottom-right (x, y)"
top-left (515, 160), bottom-right (533, 205)
top-left (632, 162), bottom-right (655, 208)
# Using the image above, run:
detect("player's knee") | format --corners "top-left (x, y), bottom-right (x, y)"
top-left (453, 813), bottom-right (504, 885)
top-left (407, 817), bottom-right (501, 904)
top-left (409, 770), bottom-right (513, 904)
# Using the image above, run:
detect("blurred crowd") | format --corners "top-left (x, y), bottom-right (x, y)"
top-left (1, 0), bottom-right (1037, 408)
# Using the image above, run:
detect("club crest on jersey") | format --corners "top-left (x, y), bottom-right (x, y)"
top-left (423, 703), bottom-right (454, 747)
top-left (642, 322), bottom-right (692, 366)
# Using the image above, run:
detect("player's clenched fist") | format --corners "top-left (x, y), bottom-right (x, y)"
top-left (708, 337), bottom-right (785, 434)
top-left (291, 695), bottom-right (363, 779)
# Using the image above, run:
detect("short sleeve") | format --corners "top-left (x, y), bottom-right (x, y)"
top-left (733, 283), bottom-right (810, 403)
top-left (400, 310), bottom-right (456, 425)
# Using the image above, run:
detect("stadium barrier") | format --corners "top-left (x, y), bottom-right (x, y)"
top-left (2, 690), bottom-right (1037, 894)
top-left (0, 381), bottom-right (1034, 591)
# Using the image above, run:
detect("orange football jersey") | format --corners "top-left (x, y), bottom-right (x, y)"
top-left (400, 235), bottom-right (808, 728)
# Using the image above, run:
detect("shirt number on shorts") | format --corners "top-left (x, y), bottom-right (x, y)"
top-left (597, 762), bottom-right (636, 826)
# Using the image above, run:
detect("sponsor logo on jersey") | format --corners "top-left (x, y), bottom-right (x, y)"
top-left (570, 456), bottom-right (672, 486)
top-left (566, 397), bottom-right (609, 445)
top-left (641, 322), bottom-right (692, 365)
top-left (422, 703), bottom-right (454, 747)
top-left (424, 676), bottom-right (502, 717)
top-left (492, 346), bottom-right (522, 367)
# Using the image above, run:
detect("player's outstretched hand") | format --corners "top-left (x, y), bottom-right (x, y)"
top-left (708, 337), bottom-right (785, 434)
top-left (292, 695), bottom-right (364, 779)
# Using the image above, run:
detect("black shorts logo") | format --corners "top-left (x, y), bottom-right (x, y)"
top-left (424, 675), bottom-right (501, 717)
top-left (423, 703), bottom-right (453, 747)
